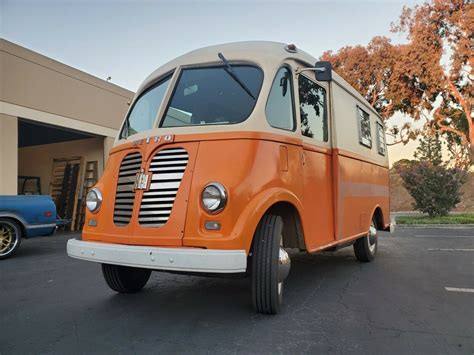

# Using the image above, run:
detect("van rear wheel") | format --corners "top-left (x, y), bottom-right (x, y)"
top-left (251, 214), bottom-right (291, 314)
top-left (101, 264), bottom-right (151, 293)
top-left (353, 217), bottom-right (378, 262)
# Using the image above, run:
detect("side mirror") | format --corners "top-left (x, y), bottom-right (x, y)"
top-left (314, 61), bottom-right (332, 81)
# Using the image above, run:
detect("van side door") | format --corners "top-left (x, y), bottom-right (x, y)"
top-left (297, 74), bottom-right (335, 250)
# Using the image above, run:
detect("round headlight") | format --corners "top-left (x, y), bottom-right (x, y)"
top-left (86, 188), bottom-right (102, 213)
top-left (201, 183), bottom-right (227, 214)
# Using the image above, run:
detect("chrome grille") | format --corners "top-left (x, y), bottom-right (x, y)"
top-left (114, 152), bottom-right (141, 226)
top-left (139, 148), bottom-right (188, 227)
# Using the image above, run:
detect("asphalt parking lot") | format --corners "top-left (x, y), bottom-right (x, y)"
top-left (1, 227), bottom-right (473, 354)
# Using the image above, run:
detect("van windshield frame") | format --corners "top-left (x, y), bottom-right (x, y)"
top-left (119, 72), bottom-right (174, 140)
top-left (159, 64), bottom-right (264, 128)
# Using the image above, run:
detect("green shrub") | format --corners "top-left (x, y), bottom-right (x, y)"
top-left (399, 161), bottom-right (466, 217)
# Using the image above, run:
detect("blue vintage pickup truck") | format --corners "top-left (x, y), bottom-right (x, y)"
top-left (0, 195), bottom-right (61, 259)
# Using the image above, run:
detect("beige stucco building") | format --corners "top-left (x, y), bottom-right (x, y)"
top-left (0, 38), bottom-right (134, 196)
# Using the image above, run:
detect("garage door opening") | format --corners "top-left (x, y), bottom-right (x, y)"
top-left (18, 118), bottom-right (106, 230)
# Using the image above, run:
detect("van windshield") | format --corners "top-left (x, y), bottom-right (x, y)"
top-left (161, 65), bottom-right (263, 127)
top-left (120, 76), bottom-right (171, 139)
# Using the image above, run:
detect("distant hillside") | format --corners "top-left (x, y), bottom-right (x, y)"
top-left (390, 171), bottom-right (474, 212)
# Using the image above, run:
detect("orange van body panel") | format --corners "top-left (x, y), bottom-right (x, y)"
top-left (82, 132), bottom-right (307, 252)
top-left (182, 138), bottom-right (304, 253)
top-left (334, 149), bottom-right (390, 240)
top-left (130, 142), bottom-right (199, 246)
top-left (301, 143), bottom-right (335, 251)
top-left (82, 149), bottom-right (135, 245)
top-left (82, 131), bottom-right (389, 255)
top-left (82, 140), bottom-right (198, 246)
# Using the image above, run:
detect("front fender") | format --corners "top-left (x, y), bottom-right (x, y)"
top-left (183, 187), bottom-right (303, 253)
top-left (231, 187), bottom-right (303, 252)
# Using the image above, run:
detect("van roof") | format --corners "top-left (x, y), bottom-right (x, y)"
top-left (139, 41), bottom-right (310, 90)
top-left (139, 41), bottom-right (382, 121)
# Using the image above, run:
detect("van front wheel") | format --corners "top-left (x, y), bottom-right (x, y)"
top-left (251, 214), bottom-right (290, 315)
top-left (353, 217), bottom-right (378, 262)
top-left (101, 264), bottom-right (151, 293)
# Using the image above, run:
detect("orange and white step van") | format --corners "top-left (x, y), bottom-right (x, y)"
top-left (67, 42), bottom-right (390, 314)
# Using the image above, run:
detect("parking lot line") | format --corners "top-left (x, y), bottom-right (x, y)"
top-left (414, 235), bottom-right (474, 238)
top-left (445, 287), bottom-right (474, 293)
top-left (428, 248), bottom-right (474, 251)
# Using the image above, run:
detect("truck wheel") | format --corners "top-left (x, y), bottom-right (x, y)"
top-left (101, 264), bottom-right (151, 293)
top-left (0, 218), bottom-right (22, 260)
top-left (251, 214), bottom-right (291, 314)
top-left (353, 217), bottom-right (378, 262)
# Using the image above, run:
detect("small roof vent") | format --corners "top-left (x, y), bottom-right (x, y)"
top-left (285, 44), bottom-right (297, 53)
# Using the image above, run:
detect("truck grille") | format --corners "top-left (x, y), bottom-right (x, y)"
top-left (139, 148), bottom-right (188, 227)
top-left (114, 152), bottom-right (142, 226)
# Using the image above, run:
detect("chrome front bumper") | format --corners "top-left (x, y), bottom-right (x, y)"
top-left (67, 239), bottom-right (247, 273)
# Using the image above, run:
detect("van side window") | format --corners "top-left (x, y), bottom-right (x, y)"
top-left (299, 75), bottom-right (328, 142)
top-left (357, 106), bottom-right (372, 148)
top-left (265, 67), bottom-right (295, 131)
top-left (376, 121), bottom-right (386, 156)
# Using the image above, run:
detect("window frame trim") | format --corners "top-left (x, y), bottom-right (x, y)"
top-left (264, 65), bottom-right (297, 133)
top-left (298, 73), bottom-right (329, 143)
top-left (158, 63), bottom-right (264, 129)
top-left (356, 105), bottom-right (372, 149)
top-left (376, 121), bottom-right (386, 156)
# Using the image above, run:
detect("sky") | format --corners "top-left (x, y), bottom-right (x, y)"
top-left (1, 0), bottom-right (425, 163)
top-left (1, 0), bottom-right (425, 91)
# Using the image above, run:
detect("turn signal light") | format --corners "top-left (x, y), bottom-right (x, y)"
top-left (205, 221), bottom-right (221, 231)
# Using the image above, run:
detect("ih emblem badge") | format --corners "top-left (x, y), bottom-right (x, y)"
top-left (134, 169), bottom-right (150, 190)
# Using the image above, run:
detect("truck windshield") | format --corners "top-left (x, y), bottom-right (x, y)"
top-left (161, 65), bottom-right (263, 127)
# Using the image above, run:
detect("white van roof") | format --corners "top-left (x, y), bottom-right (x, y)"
top-left (138, 41), bottom-right (382, 121)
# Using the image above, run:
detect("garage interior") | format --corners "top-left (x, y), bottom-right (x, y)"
top-left (1, 38), bottom-right (134, 231)
top-left (17, 119), bottom-right (106, 230)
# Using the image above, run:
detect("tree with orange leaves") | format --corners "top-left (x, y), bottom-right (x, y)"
top-left (322, 0), bottom-right (473, 166)
top-left (320, 37), bottom-right (418, 146)
top-left (392, 0), bottom-right (473, 163)
top-left (321, 36), bottom-right (400, 120)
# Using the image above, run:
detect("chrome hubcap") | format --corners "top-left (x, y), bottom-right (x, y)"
top-left (368, 221), bottom-right (377, 253)
top-left (278, 247), bottom-right (291, 283)
top-left (0, 224), bottom-right (17, 255)
top-left (278, 237), bottom-right (291, 295)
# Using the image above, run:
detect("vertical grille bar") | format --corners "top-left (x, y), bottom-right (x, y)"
top-left (139, 148), bottom-right (188, 227)
top-left (114, 152), bottom-right (141, 226)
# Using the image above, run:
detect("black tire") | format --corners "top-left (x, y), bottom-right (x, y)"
top-left (353, 216), bottom-right (378, 262)
top-left (251, 214), bottom-right (289, 314)
top-left (0, 218), bottom-right (22, 260)
top-left (101, 264), bottom-right (151, 293)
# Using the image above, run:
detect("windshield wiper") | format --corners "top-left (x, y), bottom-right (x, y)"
top-left (218, 52), bottom-right (256, 100)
